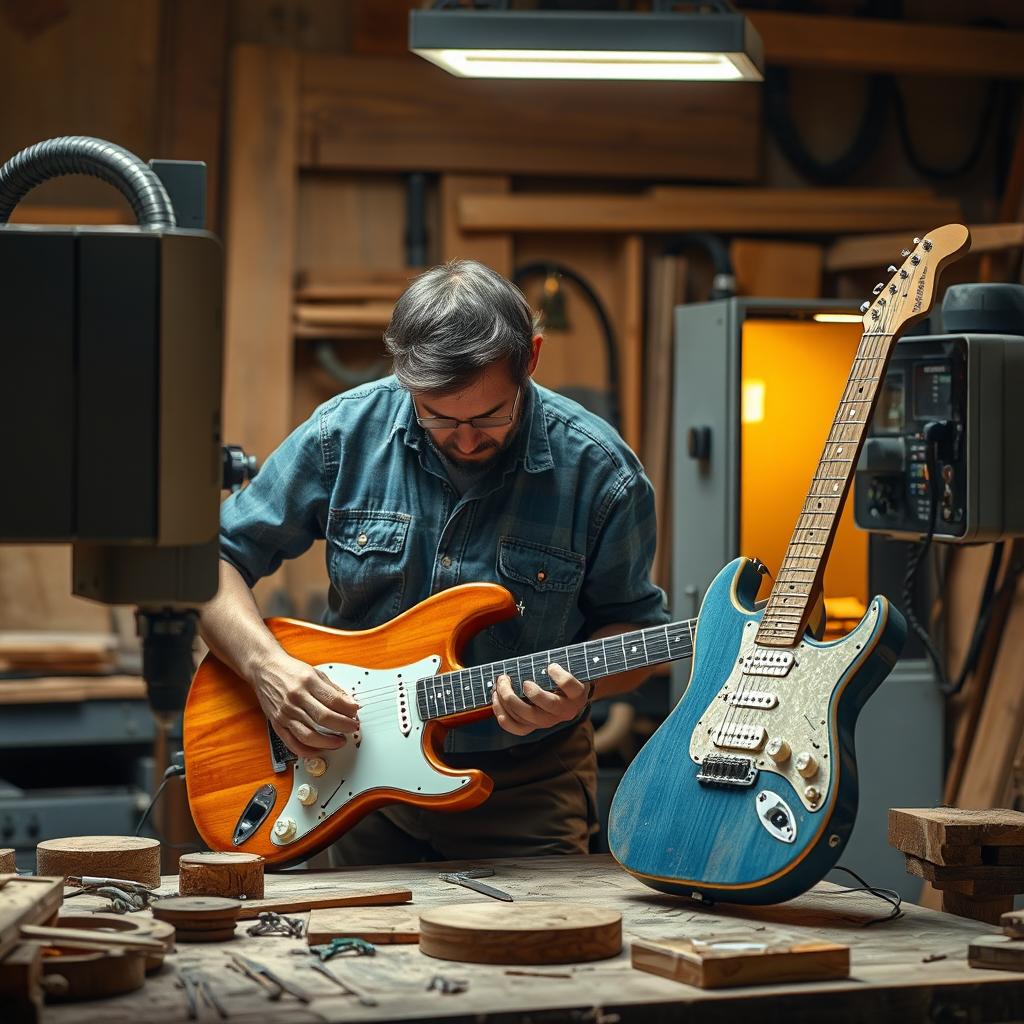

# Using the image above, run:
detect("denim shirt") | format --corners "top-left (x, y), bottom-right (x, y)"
top-left (219, 377), bottom-right (668, 752)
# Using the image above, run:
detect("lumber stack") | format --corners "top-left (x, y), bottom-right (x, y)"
top-left (889, 807), bottom-right (1024, 924)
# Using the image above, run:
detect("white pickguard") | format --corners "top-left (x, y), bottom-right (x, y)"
top-left (271, 655), bottom-right (472, 846)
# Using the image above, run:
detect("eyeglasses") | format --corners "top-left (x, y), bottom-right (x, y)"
top-left (415, 385), bottom-right (521, 431)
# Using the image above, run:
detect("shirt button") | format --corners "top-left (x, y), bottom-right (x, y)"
top-left (441, 555), bottom-right (453, 569)
top-left (536, 570), bottom-right (546, 582)
top-left (357, 533), bottom-right (368, 547)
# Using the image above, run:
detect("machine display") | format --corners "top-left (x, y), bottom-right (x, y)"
top-left (854, 283), bottom-right (1024, 542)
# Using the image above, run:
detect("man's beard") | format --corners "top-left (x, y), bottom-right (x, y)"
top-left (437, 433), bottom-right (507, 468)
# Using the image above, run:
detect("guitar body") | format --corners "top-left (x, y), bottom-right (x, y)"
top-left (608, 557), bottom-right (906, 904)
top-left (184, 583), bottom-right (517, 867)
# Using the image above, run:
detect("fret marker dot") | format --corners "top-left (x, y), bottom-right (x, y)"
top-left (593, 656), bottom-right (600, 663)
top-left (631, 646), bottom-right (638, 653)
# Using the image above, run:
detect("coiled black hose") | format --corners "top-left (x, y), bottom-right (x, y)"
top-left (0, 135), bottom-right (176, 228)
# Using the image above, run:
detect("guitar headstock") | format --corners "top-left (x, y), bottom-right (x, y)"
top-left (860, 223), bottom-right (971, 334)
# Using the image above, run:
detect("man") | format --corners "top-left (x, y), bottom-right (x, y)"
top-left (199, 259), bottom-right (667, 864)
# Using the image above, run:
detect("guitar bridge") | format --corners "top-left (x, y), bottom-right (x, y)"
top-left (696, 755), bottom-right (757, 787)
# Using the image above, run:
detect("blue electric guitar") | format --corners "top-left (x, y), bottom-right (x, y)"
top-left (608, 223), bottom-right (971, 904)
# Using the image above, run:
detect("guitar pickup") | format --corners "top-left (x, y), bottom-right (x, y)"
top-left (726, 690), bottom-right (778, 709)
top-left (742, 649), bottom-right (795, 677)
top-left (712, 724), bottom-right (767, 751)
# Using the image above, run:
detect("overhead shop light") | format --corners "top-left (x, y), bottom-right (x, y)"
top-left (409, 3), bottom-right (764, 83)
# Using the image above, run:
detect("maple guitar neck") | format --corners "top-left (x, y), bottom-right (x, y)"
top-left (757, 226), bottom-right (971, 649)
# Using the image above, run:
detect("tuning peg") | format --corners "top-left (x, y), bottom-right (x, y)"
top-left (901, 249), bottom-right (911, 257)
top-left (871, 309), bottom-right (880, 320)
top-left (913, 237), bottom-right (922, 245)
top-left (860, 301), bottom-right (871, 313)
top-left (889, 283), bottom-right (897, 295)
top-left (872, 282), bottom-right (884, 294)
top-left (910, 254), bottom-right (921, 266)
top-left (922, 239), bottom-right (933, 252)
top-left (887, 265), bottom-right (898, 273)
top-left (899, 269), bottom-right (909, 279)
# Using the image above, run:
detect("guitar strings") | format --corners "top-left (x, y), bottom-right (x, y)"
top-left (300, 633), bottom-right (696, 726)
top-left (283, 619), bottom-right (697, 715)
top-left (717, 279), bottom-right (901, 757)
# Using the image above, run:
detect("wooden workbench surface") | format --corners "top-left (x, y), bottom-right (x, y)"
top-left (49, 853), bottom-right (1024, 1023)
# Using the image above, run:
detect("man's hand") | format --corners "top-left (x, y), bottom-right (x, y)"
top-left (492, 663), bottom-right (591, 737)
top-left (252, 653), bottom-right (360, 758)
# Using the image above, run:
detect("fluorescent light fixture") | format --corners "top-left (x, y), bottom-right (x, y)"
top-left (812, 313), bottom-right (864, 324)
top-left (409, 8), bottom-right (763, 83)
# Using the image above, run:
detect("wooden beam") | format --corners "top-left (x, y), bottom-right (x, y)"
top-left (615, 234), bottom-right (644, 455)
top-left (459, 189), bottom-right (961, 236)
top-left (299, 53), bottom-right (761, 182)
top-left (157, 0), bottom-right (229, 233)
top-left (748, 11), bottom-right (1024, 79)
top-left (826, 223), bottom-right (1024, 273)
top-left (222, 45), bottom-right (299, 468)
top-left (439, 175), bottom-right (512, 277)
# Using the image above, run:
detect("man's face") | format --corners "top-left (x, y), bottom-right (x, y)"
top-left (415, 363), bottom-right (523, 467)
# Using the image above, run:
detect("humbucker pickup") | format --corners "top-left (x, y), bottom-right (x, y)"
top-left (726, 690), bottom-right (778, 709)
top-left (712, 723), bottom-right (767, 751)
top-left (742, 649), bottom-right (796, 677)
top-left (696, 755), bottom-right (757, 787)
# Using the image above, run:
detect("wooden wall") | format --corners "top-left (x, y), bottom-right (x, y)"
top-left (1, 0), bottom-right (1021, 639)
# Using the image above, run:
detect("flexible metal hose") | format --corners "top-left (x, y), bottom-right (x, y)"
top-left (0, 135), bottom-right (176, 227)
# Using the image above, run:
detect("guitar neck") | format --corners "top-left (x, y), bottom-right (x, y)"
top-left (416, 618), bottom-right (696, 722)
top-left (756, 327), bottom-right (899, 648)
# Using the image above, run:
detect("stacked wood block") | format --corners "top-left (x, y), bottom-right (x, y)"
top-left (889, 808), bottom-right (1024, 924)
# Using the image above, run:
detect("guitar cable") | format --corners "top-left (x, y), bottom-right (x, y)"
top-left (134, 753), bottom-right (201, 851)
top-left (830, 865), bottom-right (904, 926)
top-left (901, 421), bottom-right (1016, 697)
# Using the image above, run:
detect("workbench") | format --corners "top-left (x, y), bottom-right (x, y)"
top-left (49, 853), bottom-right (1024, 1023)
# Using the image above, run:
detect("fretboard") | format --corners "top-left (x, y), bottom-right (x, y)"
top-left (415, 619), bottom-right (695, 722)
top-left (757, 329), bottom-right (897, 648)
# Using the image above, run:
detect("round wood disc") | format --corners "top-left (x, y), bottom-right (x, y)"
top-left (36, 836), bottom-right (161, 888)
top-left (41, 947), bottom-right (146, 1001)
top-left (179, 851), bottom-right (265, 899)
top-left (418, 902), bottom-right (621, 965)
top-left (151, 896), bottom-right (241, 928)
top-left (173, 926), bottom-right (238, 943)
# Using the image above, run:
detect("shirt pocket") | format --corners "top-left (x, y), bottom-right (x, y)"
top-left (487, 536), bottom-right (585, 655)
top-left (326, 509), bottom-right (412, 627)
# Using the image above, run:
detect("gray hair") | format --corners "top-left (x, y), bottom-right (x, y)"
top-left (384, 259), bottom-right (540, 393)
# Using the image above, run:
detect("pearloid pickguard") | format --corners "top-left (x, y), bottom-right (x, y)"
top-left (688, 600), bottom-right (881, 811)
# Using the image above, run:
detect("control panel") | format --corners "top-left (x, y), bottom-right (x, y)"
top-left (854, 333), bottom-right (1024, 542)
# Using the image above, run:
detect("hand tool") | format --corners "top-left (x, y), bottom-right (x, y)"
top-left (438, 867), bottom-right (513, 902)
top-left (303, 936), bottom-right (376, 961)
top-left (231, 953), bottom-right (313, 1003)
top-left (308, 960), bottom-right (378, 1007)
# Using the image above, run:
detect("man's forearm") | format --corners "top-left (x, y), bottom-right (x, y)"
top-left (586, 623), bottom-right (658, 701)
top-left (199, 560), bottom-right (287, 683)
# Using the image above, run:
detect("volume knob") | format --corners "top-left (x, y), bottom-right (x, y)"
top-left (795, 752), bottom-right (819, 778)
top-left (303, 756), bottom-right (327, 777)
top-left (273, 817), bottom-right (297, 841)
top-left (765, 737), bottom-right (791, 764)
top-left (296, 783), bottom-right (318, 807)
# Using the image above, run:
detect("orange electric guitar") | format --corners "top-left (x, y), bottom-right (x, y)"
top-left (184, 582), bottom-right (698, 866)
